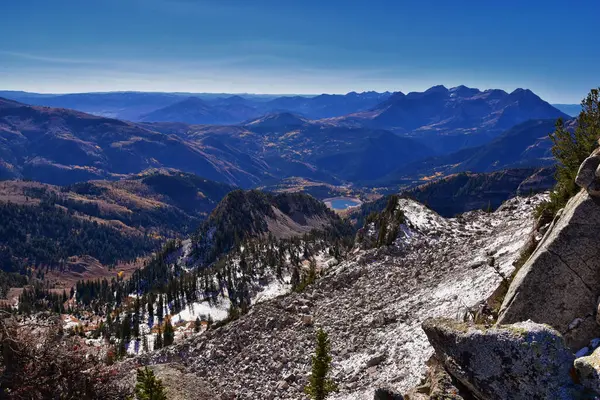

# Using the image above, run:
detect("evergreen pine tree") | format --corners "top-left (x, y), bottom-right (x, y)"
top-left (377, 220), bottom-right (387, 248)
top-left (135, 367), bottom-right (167, 400)
top-left (305, 328), bottom-right (338, 400)
top-left (142, 334), bottom-right (149, 353)
top-left (118, 338), bottom-right (127, 359)
top-left (541, 88), bottom-right (600, 216)
top-left (157, 294), bottom-right (164, 323)
top-left (154, 326), bottom-right (163, 350)
top-left (163, 317), bottom-right (175, 346)
top-left (291, 265), bottom-right (300, 290)
top-left (148, 297), bottom-right (154, 324)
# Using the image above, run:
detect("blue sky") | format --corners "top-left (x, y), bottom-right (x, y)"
top-left (0, 0), bottom-right (598, 102)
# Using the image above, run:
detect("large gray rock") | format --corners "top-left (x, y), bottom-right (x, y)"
top-left (373, 388), bottom-right (404, 400)
top-left (422, 318), bottom-right (578, 400)
top-left (575, 153), bottom-right (600, 194)
top-left (574, 347), bottom-right (600, 394)
top-left (498, 189), bottom-right (600, 349)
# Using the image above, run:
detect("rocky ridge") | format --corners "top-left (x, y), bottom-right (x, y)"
top-left (126, 194), bottom-right (545, 399)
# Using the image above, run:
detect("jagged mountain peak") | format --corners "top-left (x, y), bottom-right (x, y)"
top-left (338, 85), bottom-right (567, 153)
top-left (424, 84), bottom-right (449, 94)
top-left (449, 85), bottom-right (481, 97)
top-left (507, 87), bottom-right (541, 101)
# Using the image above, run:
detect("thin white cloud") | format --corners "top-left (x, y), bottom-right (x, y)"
top-left (0, 50), bottom-right (104, 65)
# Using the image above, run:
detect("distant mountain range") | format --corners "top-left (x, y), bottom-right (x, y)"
top-left (0, 97), bottom-right (264, 186)
top-left (0, 85), bottom-right (570, 189)
top-left (166, 113), bottom-right (435, 183)
top-left (0, 90), bottom-right (392, 123)
top-left (552, 103), bottom-right (581, 117)
top-left (0, 97), bottom-right (432, 186)
top-left (378, 118), bottom-right (562, 186)
top-left (333, 85), bottom-right (568, 153)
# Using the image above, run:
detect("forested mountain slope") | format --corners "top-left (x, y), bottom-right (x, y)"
top-left (0, 171), bottom-right (235, 275)
top-left (191, 190), bottom-right (351, 265)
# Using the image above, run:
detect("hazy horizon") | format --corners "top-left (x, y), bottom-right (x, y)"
top-left (0, 86), bottom-right (586, 105)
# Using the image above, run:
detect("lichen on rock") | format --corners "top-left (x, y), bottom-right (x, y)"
top-left (422, 318), bottom-right (580, 400)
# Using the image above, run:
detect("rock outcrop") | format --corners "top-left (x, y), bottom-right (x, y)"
top-left (575, 150), bottom-right (600, 196)
top-left (402, 355), bottom-right (467, 400)
top-left (498, 149), bottom-right (600, 349)
top-left (575, 346), bottom-right (600, 394)
top-left (422, 318), bottom-right (578, 400)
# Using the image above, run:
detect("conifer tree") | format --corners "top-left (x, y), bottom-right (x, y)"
top-left (305, 328), bottom-right (338, 400)
top-left (157, 295), bottom-right (164, 323)
top-left (154, 326), bottom-right (163, 350)
top-left (148, 296), bottom-right (154, 323)
top-left (118, 338), bottom-right (127, 359)
top-left (163, 317), bottom-right (175, 346)
top-left (291, 265), bottom-right (300, 290)
top-left (142, 334), bottom-right (149, 353)
top-left (135, 367), bottom-right (167, 400)
top-left (541, 88), bottom-right (600, 216)
top-left (377, 222), bottom-right (387, 248)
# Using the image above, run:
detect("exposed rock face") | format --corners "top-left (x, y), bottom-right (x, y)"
top-left (575, 150), bottom-right (600, 196)
top-left (373, 388), bottom-right (404, 400)
top-left (498, 189), bottom-right (600, 349)
top-left (422, 318), bottom-right (578, 400)
top-left (574, 347), bottom-right (600, 394)
top-left (403, 356), bottom-right (467, 400)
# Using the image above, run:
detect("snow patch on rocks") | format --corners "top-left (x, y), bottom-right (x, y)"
top-left (130, 194), bottom-right (546, 400)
